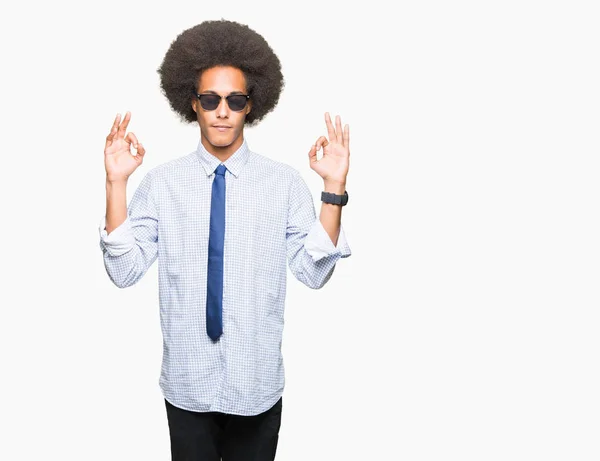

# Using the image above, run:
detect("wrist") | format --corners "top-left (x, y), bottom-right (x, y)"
top-left (106, 176), bottom-right (128, 187)
top-left (323, 180), bottom-right (346, 195)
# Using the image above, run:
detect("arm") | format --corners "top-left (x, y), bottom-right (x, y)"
top-left (319, 179), bottom-right (346, 246)
top-left (286, 112), bottom-right (352, 288)
top-left (99, 111), bottom-right (157, 288)
top-left (308, 111), bottom-right (351, 246)
top-left (99, 171), bottom-right (158, 288)
top-left (106, 179), bottom-right (128, 234)
top-left (104, 111), bottom-right (145, 233)
top-left (286, 173), bottom-right (351, 290)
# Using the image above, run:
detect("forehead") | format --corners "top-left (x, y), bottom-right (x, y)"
top-left (197, 66), bottom-right (247, 93)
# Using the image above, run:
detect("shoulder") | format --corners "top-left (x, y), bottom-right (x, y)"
top-left (246, 150), bottom-right (303, 183)
top-left (148, 152), bottom-right (198, 177)
top-left (137, 152), bottom-right (198, 185)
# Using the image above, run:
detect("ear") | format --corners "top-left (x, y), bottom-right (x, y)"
top-left (192, 98), bottom-right (197, 114)
top-left (246, 99), bottom-right (252, 115)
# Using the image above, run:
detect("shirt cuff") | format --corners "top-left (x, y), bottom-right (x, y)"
top-left (304, 219), bottom-right (352, 262)
top-left (98, 216), bottom-right (136, 256)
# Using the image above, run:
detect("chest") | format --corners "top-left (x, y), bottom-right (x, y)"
top-left (157, 173), bottom-right (289, 239)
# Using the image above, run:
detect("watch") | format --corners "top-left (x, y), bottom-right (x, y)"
top-left (321, 190), bottom-right (349, 206)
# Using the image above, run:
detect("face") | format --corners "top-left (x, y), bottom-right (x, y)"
top-left (192, 66), bottom-right (252, 158)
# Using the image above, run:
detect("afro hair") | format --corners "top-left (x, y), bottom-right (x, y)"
top-left (157, 19), bottom-right (284, 126)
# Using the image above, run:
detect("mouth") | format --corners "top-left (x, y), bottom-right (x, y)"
top-left (212, 125), bottom-right (232, 132)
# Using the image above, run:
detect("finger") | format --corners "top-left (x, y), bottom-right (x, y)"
top-left (315, 135), bottom-right (329, 151)
top-left (308, 144), bottom-right (317, 163)
top-left (335, 115), bottom-right (343, 144)
top-left (105, 113), bottom-right (121, 149)
top-left (343, 124), bottom-right (350, 149)
top-left (125, 132), bottom-right (139, 148)
top-left (134, 142), bottom-right (146, 161)
top-left (324, 112), bottom-right (336, 142)
top-left (117, 111), bottom-right (131, 139)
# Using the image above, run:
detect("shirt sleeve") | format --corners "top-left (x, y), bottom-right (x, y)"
top-left (98, 171), bottom-right (159, 288)
top-left (286, 172), bottom-right (351, 289)
top-left (98, 215), bottom-right (135, 256)
top-left (303, 219), bottom-right (351, 262)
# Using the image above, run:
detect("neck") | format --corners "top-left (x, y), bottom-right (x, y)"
top-left (201, 133), bottom-right (244, 163)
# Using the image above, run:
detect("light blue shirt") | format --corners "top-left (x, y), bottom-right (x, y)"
top-left (98, 139), bottom-right (351, 416)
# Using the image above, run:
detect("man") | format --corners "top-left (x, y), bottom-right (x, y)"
top-left (99, 19), bottom-right (351, 461)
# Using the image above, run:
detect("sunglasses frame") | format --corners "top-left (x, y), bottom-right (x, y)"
top-left (195, 93), bottom-right (250, 112)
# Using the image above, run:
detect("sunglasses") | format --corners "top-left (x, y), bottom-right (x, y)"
top-left (195, 93), bottom-right (250, 112)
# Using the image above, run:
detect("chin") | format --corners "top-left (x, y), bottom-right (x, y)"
top-left (208, 136), bottom-right (234, 148)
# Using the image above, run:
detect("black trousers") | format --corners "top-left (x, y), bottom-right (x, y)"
top-left (164, 397), bottom-right (282, 461)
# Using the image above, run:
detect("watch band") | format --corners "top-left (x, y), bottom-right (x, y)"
top-left (321, 190), bottom-right (349, 206)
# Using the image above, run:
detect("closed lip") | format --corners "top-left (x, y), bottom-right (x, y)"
top-left (212, 125), bottom-right (232, 128)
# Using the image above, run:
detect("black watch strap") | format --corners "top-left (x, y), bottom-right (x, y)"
top-left (321, 190), bottom-right (349, 206)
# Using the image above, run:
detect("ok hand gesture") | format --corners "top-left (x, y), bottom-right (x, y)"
top-left (308, 112), bottom-right (350, 186)
top-left (104, 111), bottom-right (146, 182)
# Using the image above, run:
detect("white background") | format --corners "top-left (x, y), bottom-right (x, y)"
top-left (1, 0), bottom-right (599, 460)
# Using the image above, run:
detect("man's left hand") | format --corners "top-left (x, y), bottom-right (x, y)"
top-left (308, 112), bottom-right (350, 191)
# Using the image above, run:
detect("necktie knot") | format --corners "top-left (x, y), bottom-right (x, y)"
top-left (215, 164), bottom-right (227, 176)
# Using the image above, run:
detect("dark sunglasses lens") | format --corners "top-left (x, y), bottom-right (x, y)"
top-left (199, 95), bottom-right (220, 110)
top-left (227, 95), bottom-right (248, 111)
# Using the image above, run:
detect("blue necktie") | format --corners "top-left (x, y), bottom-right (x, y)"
top-left (206, 164), bottom-right (227, 341)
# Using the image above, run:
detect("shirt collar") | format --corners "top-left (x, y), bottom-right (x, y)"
top-left (195, 138), bottom-right (250, 178)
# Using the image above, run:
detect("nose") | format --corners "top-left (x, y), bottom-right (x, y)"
top-left (216, 97), bottom-right (229, 118)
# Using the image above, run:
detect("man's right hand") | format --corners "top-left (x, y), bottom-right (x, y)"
top-left (104, 111), bottom-right (146, 182)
